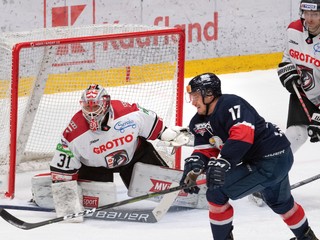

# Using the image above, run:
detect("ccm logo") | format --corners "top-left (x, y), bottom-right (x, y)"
top-left (83, 196), bottom-right (99, 208)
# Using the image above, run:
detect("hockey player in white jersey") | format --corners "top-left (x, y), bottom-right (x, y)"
top-left (278, 0), bottom-right (320, 153)
top-left (33, 84), bottom-right (191, 221)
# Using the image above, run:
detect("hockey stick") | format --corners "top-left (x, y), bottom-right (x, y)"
top-left (0, 205), bottom-right (171, 223)
top-left (0, 179), bottom-right (206, 230)
top-left (0, 186), bottom-right (178, 224)
top-left (290, 173), bottom-right (320, 190)
top-left (0, 205), bottom-right (54, 212)
top-left (250, 173), bottom-right (320, 202)
top-left (292, 82), bottom-right (312, 122)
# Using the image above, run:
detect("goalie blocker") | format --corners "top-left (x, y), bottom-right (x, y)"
top-left (32, 163), bottom-right (207, 211)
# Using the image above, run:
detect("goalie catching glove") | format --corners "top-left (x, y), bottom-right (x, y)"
top-left (159, 126), bottom-right (193, 147)
top-left (277, 62), bottom-right (301, 93)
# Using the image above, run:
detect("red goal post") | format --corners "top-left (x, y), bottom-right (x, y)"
top-left (0, 24), bottom-right (185, 199)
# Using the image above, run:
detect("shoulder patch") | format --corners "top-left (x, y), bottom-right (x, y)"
top-left (288, 20), bottom-right (303, 32)
top-left (112, 100), bottom-right (139, 120)
top-left (63, 110), bottom-right (89, 142)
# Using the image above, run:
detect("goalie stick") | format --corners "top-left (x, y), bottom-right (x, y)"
top-left (0, 184), bottom-right (179, 224)
top-left (0, 179), bottom-right (206, 230)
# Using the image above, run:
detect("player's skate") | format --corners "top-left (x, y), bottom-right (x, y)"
top-left (226, 226), bottom-right (234, 240)
top-left (290, 227), bottom-right (319, 240)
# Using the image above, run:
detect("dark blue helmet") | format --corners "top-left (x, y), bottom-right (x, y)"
top-left (187, 73), bottom-right (222, 98)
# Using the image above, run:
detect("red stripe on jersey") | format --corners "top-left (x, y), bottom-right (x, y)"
top-left (284, 204), bottom-right (306, 228)
top-left (288, 19), bottom-right (303, 32)
top-left (228, 122), bottom-right (254, 144)
top-left (148, 118), bottom-right (164, 140)
top-left (193, 148), bottom-right (219, 159)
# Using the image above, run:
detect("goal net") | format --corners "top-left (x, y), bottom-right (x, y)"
top-left (0, 24), bottom-right (185, 198)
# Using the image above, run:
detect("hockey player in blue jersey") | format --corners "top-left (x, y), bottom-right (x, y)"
top-left (180, 73), bottom-right (318, 240)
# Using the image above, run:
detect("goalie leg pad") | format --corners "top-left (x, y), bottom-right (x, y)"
top-left (31, 173), bottom-right (54, 208)
top-left (128, 162), bottom-right (208, 209)
top-left (31, 173), bottom-right (117, 209)
top-left (52, 180), bottom-right (84, 223)
top-left (78, 181), bottom-right (117, 208)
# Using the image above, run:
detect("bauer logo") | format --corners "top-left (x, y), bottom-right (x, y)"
top-left (43, 0), bottom-right (96, 66)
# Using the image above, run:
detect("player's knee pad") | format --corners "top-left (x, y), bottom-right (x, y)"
top-left (128, 162), bottom-right (208, 209)
top-left (285, 125), bottom-right (308, 153)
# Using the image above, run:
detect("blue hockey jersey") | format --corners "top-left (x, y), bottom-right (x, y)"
top-left (189, 94), bottom-right (291, 167)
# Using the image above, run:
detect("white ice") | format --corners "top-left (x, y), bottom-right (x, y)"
top-left (0, 69), bottom-right (319, 240)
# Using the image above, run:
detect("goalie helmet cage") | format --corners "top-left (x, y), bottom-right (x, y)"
top-left (0, 24), bottom-right (185, 199)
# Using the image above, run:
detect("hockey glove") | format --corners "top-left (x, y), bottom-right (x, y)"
top-left (307, 125), bottom-right (320, 143)
top-left (160, 126), bottom-right (192, 147)
top-left (277, 62), bottom-right (301, 93)
top-left (206, 157), bottom-right (231, 190)
top-left (180, 156), bottom-right (205, 194)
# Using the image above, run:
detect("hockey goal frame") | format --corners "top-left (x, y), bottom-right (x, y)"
top-left (3, 26), bottom-right (185, 198)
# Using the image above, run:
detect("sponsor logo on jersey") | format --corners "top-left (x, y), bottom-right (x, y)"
top-left (93, 134), bottom-right (134, 154)
top-left (289, 49), bottom-right (320, 67)
top-left (114, 120), bottom-right (137, 133)
top-left (314, 42), bottom-right (320, 54)
top-left (56, 143), bottom-right (74, 157)
top-left (193, 122), bottom-right (213, 136)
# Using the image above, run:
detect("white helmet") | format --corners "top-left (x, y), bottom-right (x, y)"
top-left (80, 84), bottom-right (110, 131)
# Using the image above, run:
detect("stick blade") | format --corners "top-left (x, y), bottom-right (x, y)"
top-left (0, 208), bottom-right (31, 229)
top-left (0, 208), bottom-right (57, 230)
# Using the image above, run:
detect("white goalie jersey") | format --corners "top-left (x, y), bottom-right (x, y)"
top-left (50, 100), bottom-right (164, 181)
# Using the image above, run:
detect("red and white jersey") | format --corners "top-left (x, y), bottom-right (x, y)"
top-left (50, 100), bottom-right (164, 178)
top-left (282, 19), bottom-right (320, 107)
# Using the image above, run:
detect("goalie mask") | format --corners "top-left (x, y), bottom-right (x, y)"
top-left (80, 84), bottom-right (111, 131)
